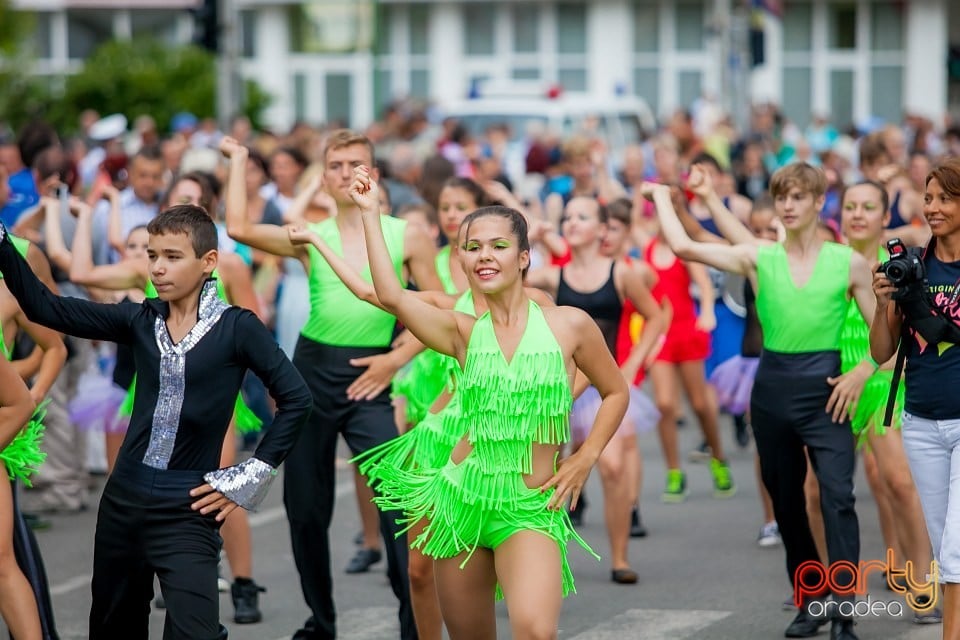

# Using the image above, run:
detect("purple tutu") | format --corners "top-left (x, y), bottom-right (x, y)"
top-left (708, 355), bottom-right (759, 415)
top-left (570, 385), bottom-right (659, 443)
top-left (68, 368), bottom-right (129, 434)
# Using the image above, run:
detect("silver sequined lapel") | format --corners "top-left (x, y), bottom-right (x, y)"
top-left (143, 280), bottom-right (230, 469)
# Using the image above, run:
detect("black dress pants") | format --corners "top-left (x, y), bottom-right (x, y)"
top-left (285, 338), bottom-right (416, 640)
top-left (89, 460), bottom-right (227, 640)
top-left (751, 351), bottom-right (860, 605)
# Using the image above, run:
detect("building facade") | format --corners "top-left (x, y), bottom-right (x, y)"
top-left (13, 0), bottom-right (958, 133)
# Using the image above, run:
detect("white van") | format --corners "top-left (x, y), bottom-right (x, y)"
top-left (440, 94), bottom-right (657, 180)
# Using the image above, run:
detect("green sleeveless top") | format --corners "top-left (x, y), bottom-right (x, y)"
top-left (301, 215), bottom-right (407, 347)
top-left (0, 235), bottom-right (31, 360)
top-left (458, 300), bottom-right (572, 475)
top-left (840, 247), bottom-right (886, 373)
top-left (144, 269), bottom-right (227, 301)
top-left (436, 246), bottom-right (460, 295)
top-left (755, 242), bottom-right (852, 353)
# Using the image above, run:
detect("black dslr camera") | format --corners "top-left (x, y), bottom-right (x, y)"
top-left (879, 238), bottom-right (925, 300)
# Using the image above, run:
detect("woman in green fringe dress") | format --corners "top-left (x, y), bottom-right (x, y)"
top-left (350, 165), bottom-right (629, 640)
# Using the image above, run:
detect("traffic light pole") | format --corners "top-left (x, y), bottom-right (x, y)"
top-left (215, 0), bottom-right (240, 129)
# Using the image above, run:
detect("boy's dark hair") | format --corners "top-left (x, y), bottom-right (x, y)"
top-left (461, 205), bottom-right (530, 276)
top-left (147, 205), bottom-right (218, 257)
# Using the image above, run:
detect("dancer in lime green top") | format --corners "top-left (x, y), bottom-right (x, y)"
top-left (288, 222), bottom-right (557, 640)
top-left (0, 233), bottom-right (67, 640)
top-left (644, 163), bottom-right (876, 640)
top-left (350, 164), bottom-right (629, 639)
top-left (837, 181), bottom-right (935, 620)
top-left (0, 355), bottom-right (46, 640)
top-left (223, 131), bottom-right (443, 640)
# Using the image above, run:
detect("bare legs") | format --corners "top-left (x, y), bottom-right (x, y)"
top-left (0, 478), bottom-right (41, 640)
top-left (407, 518), bottom-right (443, 640)
top-left (597, 432), bottom-right (638, 573)
top-left (867, 429), bottom-right (933, 597)
top-left (434, 531), bottom-right (564, 640)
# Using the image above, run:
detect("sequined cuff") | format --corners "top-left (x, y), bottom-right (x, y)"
top-left (0, 222), bottom-right (6, 244)
top-left (204, 457), bottom-right (277, 511)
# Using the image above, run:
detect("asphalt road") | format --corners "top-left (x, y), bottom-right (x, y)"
top-left (5, 414), bottom-right (943, 640)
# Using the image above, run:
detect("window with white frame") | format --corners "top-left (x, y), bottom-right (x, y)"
top-left (781, 0), bottom-right (905, 130)
top-left (373, 3), bottom-right (431, 113)
top-left (631, 0), bottom-right (711, 118)
top-left (66, 9), bottom-right (114, 60)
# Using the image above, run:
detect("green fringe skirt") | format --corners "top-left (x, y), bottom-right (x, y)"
top-left (1, 403), bottom-right (47, 485)
top-left (852, 370), bottom-right (904, 442)
top-left (390, 349), bottom-right (454, 427)
top-left (371, 453), bottom-right (597, 599)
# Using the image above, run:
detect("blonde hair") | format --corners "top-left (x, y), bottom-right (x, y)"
top-left (769, 162), bottom-right (827, 199)
top-left (322, 129), bottom-right (374, 164)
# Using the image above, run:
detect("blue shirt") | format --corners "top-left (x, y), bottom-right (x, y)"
top-left (904, 251), bottom-right (960, 419)
top-left (0, 169), bottom-right (39, 227)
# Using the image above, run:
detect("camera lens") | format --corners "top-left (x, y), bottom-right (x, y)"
top-left (885, 264), bottom-right (905, 283)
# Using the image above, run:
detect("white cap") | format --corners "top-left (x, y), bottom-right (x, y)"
top-left (89, 114), bottom-right (128, 142)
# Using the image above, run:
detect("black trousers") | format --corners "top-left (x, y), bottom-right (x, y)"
top-left (11, 480), bottom-right (58, 640)
top-left (89, 460), bottom-right (227, 640)
top-left (751, 351), bottom-right (859, 604)
top-left (285, 338), bottom-right (416, 640)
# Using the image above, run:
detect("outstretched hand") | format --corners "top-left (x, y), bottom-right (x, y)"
top-left (348, 166), bottom-right (380, 213)
top-left (190, 483), bottom-right (240, 522)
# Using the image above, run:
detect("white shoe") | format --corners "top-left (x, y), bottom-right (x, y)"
top-left (757, 521), bottom-right (782, 547)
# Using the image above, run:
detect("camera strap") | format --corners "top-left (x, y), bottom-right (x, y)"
top-left (883, 326), bottom-right (909, 428)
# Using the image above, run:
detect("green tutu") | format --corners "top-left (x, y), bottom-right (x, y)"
top-left (391, 348), bottom-right (455, 427)
top-left (118, 375), bottom-right (262, 435)
top-left (1, 403), bottom-right (47, 485)
top-left (840, 298), bottom-right (903, 438)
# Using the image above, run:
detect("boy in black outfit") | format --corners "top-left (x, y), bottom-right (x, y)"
top-left (0, 205), bottom-right (312, 640)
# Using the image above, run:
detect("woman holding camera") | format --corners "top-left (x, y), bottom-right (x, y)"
top-left (872, 158), bottom-right (960, 639)
top-left (840, 182), bottom-right (937, 622)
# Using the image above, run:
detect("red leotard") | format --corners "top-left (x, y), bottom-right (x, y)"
top-left (644, 237), bottom-right (711, 363)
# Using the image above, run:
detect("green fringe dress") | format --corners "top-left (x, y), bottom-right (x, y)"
top-left (366, 300), bottom-right (595, 598)
top-left (357, 290), bottom-right (476, 479)
top-left (839, 252), bottom-right (904, 441)
top-left (0, 269), bottom-right (47, 485)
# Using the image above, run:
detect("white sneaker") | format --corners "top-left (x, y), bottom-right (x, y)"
top-left (757, 521), bottom-right (782, 547)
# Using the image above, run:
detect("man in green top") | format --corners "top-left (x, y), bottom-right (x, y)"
top-left (223, 130), bottom-right (440, 640)
top-left (643, 163), bottom-right (875, 640)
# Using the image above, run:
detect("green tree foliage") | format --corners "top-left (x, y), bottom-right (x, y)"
top-left (0, 16), bottom-right (272, 135)
top-left (48, 39), bottom-right (271, 135)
